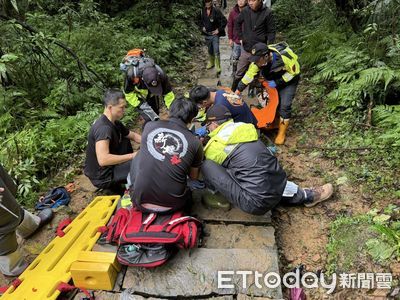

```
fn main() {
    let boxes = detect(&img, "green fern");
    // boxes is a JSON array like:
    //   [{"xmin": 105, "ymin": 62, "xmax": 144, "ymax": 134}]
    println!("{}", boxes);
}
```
[{"xmin": 372, "ymin": 105, "xmax": 400, "ymax": 146}]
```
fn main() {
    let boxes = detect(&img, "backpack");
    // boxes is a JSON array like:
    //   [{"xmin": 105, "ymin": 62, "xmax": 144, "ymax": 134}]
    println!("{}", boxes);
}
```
[
  {"xmin": 100, "ymin": 207, "xmax": 202, "ymax": 268},
  {"xmin": 119, "ymin": 210, "xmax": 202, "ymax": 249},
  {"xmin": 120, "ymin": 48, "xmax": 156, "ymax": 85},
  {"xmin": 117, "ymin": 243, "xmax": 177, "ymax": 268},
  {"xmin": 35, "ymin": 187, "xmax": 71, "ymax": 210}
]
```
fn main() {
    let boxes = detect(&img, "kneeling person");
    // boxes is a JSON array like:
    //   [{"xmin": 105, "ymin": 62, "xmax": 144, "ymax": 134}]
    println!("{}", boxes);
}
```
[
  {"xmin": 129, "ymin": 98, "xmax": 203, "ymax": 212},
  {"xmin": 84, "ymin": 89, "xmax": 141, "ymax": 193},
  {"xmin": 201, "ymin": 105, "xmax": 333, "ymax": 215}
]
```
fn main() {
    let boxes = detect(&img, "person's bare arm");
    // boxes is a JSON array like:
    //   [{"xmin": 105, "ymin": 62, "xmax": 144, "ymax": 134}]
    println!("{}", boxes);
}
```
[
  {"xmin": 95, "ymin": 140, "xmax": 135, "ymax": 167},
  {"xmin": 127, "ymin": 131, "xmax": 141, "ymax": 144}
]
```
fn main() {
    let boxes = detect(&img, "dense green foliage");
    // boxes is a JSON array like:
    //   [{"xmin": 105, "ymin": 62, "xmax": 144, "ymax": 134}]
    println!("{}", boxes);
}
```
[
  {"xmin": 274, "ymin": 0, "xmax": 400, "ymax": 269},
  {"xmin": 274, "ymin": 0, "xmax": 400, "ymax": 196},
  {"xmin": 327, "ymin": 205, "xmax": 400, "ymax": 273},
  {"xmin": 0, "ymin": 0, "xmax": 201, "ymax": 204}
]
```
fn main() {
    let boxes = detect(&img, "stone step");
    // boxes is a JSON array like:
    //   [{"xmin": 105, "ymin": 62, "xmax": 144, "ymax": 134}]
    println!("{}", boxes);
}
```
[
  {"xmin": 203, "ymin": 224, "xmax": 276, "ymax": 249},
  {"xmin": 192, "ymin": 190, "xmax": 272, "ymax": 225},
  {"xmin": 123, "ymin": 248, "xmax": 282, "ymax": 298}
]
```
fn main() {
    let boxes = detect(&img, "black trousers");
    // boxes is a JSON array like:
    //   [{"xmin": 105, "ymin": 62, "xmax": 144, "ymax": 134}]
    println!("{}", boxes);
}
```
[
  {"xmin": 201, "ymin": 159, "xmax": 308, "ymax": 215},
  {"xmin": 94, "ymin": 138, "xmax": 133, "ymax": 194}
]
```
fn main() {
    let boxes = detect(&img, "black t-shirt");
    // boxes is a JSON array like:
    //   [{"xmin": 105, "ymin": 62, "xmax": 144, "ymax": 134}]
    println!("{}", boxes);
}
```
[
  {"xmin": 132, "ymin": 118, "xmax": 203, "ymax": 210},
  {"xmin": 84, "ymin": 114, "xmax": 130, "ymax": 185}
]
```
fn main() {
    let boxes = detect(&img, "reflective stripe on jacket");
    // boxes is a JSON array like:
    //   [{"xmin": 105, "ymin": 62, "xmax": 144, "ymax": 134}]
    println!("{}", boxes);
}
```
[
  {"xmin": 125, "ymin": 89, "xmax": 175, "ymax": 109},
  {"xmin": 240, "ymin": 42, "xmax": 300, "ymax": 88}
]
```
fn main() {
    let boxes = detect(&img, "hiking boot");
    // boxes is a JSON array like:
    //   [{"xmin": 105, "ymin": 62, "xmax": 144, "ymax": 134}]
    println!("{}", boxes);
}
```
[
  {"xmin": 304, "ymin": 183, "xmax": 334, "ymax": 207},
  {"xmin": 201, "ymin": 192, "xmax": 231, "ymax": 211}
]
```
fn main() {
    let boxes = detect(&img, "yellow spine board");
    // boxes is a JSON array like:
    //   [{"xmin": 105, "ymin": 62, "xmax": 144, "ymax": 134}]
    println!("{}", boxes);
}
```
[{"xmin": 1, "ymin": 195, "xmax": 119, "ymax": 300}]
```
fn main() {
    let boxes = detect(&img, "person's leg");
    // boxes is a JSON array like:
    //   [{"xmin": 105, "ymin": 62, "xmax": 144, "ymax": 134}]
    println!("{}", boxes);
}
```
[
  {"xmin": 213, "ymin": 36, "xmax": 221, "ymax": 75},
  {"xmin": 201, "ymin": 160, "xmax": 267, "ymax": 215},
  {"xmin": 232, "ymin": 48, "xmax": 251, "ymax": 91},
  {"xmin": 280, "ymin": 181, "xmax": 310, "ymax": 205},
  {"xmin": 231, "ymin": 43, "xmax": 241, "ymax": 76},
  {"xmin": 112, "ymin": 160, "xmax": 131, "ymax": 187},
  {"xmin": 275, "ymin": 79, "xmax": 299, "ymax": 145},
  {"xmin": 0, "ymin": 211, "xmax": 34, "ymax": 276},
  {"xmin": 0, "ymin": 244, "xmax": 28, "ymax": 276},
  {"xmin": 277, "ymin": 79, "xmax": 299, "ymax": 120},
  {"xmin": 205, "ymin": 36, "xmax": 215, "ymax": 69},
  {"xmin": 280, "ymin": 181, "xmax": 334, "ymax": 207},
  {"xmin": 16, "ymin": 210, "xmax": 41, "ymax": 239}
]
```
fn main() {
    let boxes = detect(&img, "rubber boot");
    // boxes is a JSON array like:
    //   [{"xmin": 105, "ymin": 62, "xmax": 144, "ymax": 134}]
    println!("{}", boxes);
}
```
[
  {"xmin": 215, "ymin": 56, "xmax": 221, "ymax": 76},
  {"xmin": 206, "ymin": 55, "xmax": 215, "ymax": 69},
  {"xmin": 275, "ymin": 118, "xmax": 290, "ymax": 145},
  {"xmin": 201, "ymin": 191, "xmax": 231, "ymax": 211}
]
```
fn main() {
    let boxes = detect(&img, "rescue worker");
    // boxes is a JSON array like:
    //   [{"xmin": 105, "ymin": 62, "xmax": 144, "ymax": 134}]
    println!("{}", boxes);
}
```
[
  {"xmin": 198, "ymin": 0, "xmax": 227, "ymax": 76},
  {"xmin": 235, "ymin": 42, "xmax": 300, "ymax": 144},
  {"xmin": 120, "ymin": 49, "xmax": 175, "ymax": 123},
  {"xmin": 201, "ymin": 105, "xmax": 334, "ymax": 215},
  {"xmin": 0, "ymin": 164, "xmax": 53, "ymax": 276},
  {"xmin": 129, "ymin": 98, "xmax": 203, "ymax": 213},
  {"xmin": 232, "ymin": 0, "xmax": 276, "ymax": 92},
  {"xmin": 84, "ymin": 89, "xmax": 141, "ymax": 193}
]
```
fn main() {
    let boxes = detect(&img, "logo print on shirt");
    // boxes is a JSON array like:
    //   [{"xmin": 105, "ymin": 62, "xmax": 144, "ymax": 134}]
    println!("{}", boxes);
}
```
[{"xmin": 147, "ymin": 128, "xmax": 188, "ymax": 165}]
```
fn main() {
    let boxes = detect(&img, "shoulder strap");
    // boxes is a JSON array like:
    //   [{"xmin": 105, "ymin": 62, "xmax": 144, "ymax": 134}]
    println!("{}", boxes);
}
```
[
  {"xmin": 142, "ymin": 213, "xmax": 157, "ymax": 231},
  {"xmin": 163, "ymin": 216, "xmax": 201, "ymax": 232}
]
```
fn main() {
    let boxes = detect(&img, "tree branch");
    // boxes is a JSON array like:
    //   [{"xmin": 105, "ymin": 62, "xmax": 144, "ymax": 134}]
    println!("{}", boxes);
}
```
[{"xmin": 0, "ymin": 14, "xmax": 105, "ymax": 91}]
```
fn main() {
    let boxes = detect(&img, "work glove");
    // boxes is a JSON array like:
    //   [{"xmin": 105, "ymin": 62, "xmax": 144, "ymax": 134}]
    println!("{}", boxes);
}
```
[
  {"xmin": 195, "ymin": 126, "xmax": 208, "ymax": 137},
  {"xmin": 187, "ymin": 179, "xmax": 206, "ymax": 191},
  {"xmin": 267, "ymin": 80, "xmax": 277, "ymax": 88}
]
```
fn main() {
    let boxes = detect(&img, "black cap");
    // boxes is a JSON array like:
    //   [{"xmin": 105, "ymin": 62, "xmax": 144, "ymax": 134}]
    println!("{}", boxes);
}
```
[
  {"xmin": 249, "ymin": 42, "xmax": 269, "ymax": 62},
  {"xmin": 142, "ymin": 67, "xmax": 162, "ymax": 95},
  {"xmin": 202, "ymin": 105, "xmax": 232, "ymax": 125}
]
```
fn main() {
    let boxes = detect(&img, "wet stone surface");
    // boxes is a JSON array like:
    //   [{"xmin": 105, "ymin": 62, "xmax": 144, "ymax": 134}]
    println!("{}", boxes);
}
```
[
  {"xmin": 123, "ymin": 248, "xmax": 282, "ymax": 298},
  {"xmin": 203, "ymin": 224, "xmax": 276, "ymax": 249}
]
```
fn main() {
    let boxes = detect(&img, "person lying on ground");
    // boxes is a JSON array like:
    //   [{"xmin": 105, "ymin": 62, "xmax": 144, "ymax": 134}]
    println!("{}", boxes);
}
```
[
  {"xmin": 0, "ymin": 164, "xmax": 53, "ymax": 277},
  {"xmin": 201, "ymin": 105, "xmax": 334, "ymax": 215},
  {"xmin": 189, "ymin": 85, "xmax": 257, "ymax": 127},
  {"xmin": 128, "ymin": 98, "xmax": 203, "ymax": 213},
  {"xmin": 84, "ymin": 89, "xmax": 141, "ymax": 194}
]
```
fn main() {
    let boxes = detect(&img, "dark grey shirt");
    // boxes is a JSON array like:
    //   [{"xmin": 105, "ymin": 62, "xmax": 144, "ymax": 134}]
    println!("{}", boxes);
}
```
[{"xmin": 131, "ymin": 118, "xmax": 203, "ymax": 210}]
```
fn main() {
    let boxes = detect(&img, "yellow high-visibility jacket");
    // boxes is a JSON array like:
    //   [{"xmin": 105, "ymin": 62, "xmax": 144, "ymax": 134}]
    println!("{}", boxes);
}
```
[{"xmin": 240, "ymin": 42, "xmax": 300, "ymax": 90}]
